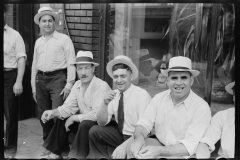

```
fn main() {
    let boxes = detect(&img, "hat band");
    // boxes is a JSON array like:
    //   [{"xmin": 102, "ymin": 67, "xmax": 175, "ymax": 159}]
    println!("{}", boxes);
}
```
[
  {"xmin": 169, "ymin": 66, "xmax": 190, "ymax": 70},
  {"xmin": 40, "ymin": 10, "xmax": 53, "ymax": 13},
  {"xmin": 76, "ymin": 57, "xmax": 94, "ymax": 63}
]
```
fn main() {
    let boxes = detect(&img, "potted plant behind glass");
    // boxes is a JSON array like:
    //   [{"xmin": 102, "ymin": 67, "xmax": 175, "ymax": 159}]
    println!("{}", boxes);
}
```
[{"xmin": 164, "ymin": 3, "xmax": 235, "ymax": 103}]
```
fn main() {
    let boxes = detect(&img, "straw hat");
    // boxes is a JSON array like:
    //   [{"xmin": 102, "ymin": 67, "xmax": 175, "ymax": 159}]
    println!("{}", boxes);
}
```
[
  {"xmin": 161, "ymin": 56, "xmax": 200, "ymax": 77},
  {"xmin": 225, "ymin": 82, "xmax": 235, "ymax": 95},
  {"xmin": 71, "ymin": 51, "xmax": 99, "ymax": 66},
  {"xmin": 34, "ymin": 6, "xmax": 59, "ymax": 25},
  {"xmin": 107, "ymin": 55, "xmax": 138, "ymax": 80}
]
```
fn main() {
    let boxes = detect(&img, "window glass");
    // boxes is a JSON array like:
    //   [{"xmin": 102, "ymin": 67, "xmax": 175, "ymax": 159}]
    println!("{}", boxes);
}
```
[{"xmin": 106, "ymin": 3, "xmax": 235, "ymax": 114}]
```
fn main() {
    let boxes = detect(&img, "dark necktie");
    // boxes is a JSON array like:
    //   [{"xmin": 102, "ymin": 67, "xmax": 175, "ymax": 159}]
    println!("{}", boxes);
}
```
[{"xmin": 118, "ymin": 92, "xmax": 124, "ymax": 134}]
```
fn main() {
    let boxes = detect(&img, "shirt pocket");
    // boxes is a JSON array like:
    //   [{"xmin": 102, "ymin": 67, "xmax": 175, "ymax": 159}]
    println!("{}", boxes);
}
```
[
  {"xmin": 4, "ymin": 42, "xmax": 14, "ymax": 55},
  {"xmin": 48, "ymin": 42, "xmax": 65, "ymax": 63}
]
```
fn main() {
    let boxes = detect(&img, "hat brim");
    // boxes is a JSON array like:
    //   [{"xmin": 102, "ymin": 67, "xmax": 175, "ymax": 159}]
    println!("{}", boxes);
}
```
[
  {"xmin": 71, "ymin": 62, "xmax": 99, "ymax": 67},
  {"xmin": 161, "ymin": 69, "xmax": 200, "ymax": 77},
  {"xmin": 34, "ymin": 12, "xmax": 60, "ymax": 25},
  {"xmin": 225, "ymin": 82, "xmax": 235, "ymax": 95},
  {"xmin": 107, "ymin": 59, "xmax": 139, "ymax": 80}
]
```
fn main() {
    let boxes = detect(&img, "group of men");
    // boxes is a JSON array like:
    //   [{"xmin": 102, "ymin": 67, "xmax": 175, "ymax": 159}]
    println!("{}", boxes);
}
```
[{"xmin": 4, "ymin": 4, "xmax": 235, "ymax": 159}]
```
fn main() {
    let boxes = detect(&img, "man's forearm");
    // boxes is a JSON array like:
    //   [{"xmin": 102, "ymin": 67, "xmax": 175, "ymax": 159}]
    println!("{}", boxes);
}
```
[
  {"xmin": 159, "ymin": 143, "xmax": 189, "ymax": 157},
  {"xmin": 96, "ymin": 103, "xmax": 108, "ymax": 126},
  {"xmin": 16, "ymin": 57, "xmax": 25, "ymax": 83},
  {"xmin": 134, "ymin": 125, "xmax": 148, "ymax": 145}
]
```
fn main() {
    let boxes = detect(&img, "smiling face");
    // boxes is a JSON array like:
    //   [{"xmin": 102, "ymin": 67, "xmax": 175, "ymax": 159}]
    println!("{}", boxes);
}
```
[
  {"xmin": 76, "ymin": 63, "xmax": 95, "ymax": 85},
  {"xmin": 39, "ymin": 15, "xmax": 55, "ymax": 35},
  {"xmin": 167, "ymin": 71, "xmax": 194, "ymax": 104},
  {"xmin": 112, "ymin": 68, "xmax": 132, "ymax": 93}
]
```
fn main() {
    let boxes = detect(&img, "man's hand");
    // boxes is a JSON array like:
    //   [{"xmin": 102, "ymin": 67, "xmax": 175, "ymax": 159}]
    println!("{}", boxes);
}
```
[
  {"xmin": 65, "ymin": 115, "xmax": 79, "ymax": 132},
  {"xmin": 33, "ymin": 92, "xmax": 37, "ymax": 103},
  {"xmin": 13, "ymin": 81, "xmax": 23, "ymax": 96},
  {"xmin": 112, "ymin": 142, "xmax": 127, "ymax": 159},
  {"xmin": 138, "ymin": 146, "xmax": 161, "ymax": 159},
  {"xmin": 104, "ymin": 90, "xmax": 117, "ymax": 106},
  {"xmin": 130, "ymin": 140, "xmax": 144, "ymax": 158},
  {"xmin": 60, "ymin": 88, "xmax": 70, "ymax": 100},
  {"xmin": 41, "ymin": 110, "xmax": 56, "ymax": 123}
]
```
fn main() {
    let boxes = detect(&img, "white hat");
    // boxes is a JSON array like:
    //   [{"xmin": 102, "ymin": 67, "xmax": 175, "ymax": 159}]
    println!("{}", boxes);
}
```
[
  {"xmin": 71, "ymin": 51, "xmax": 99, "ymax": 66},
  {"xmin": 107, "ymin": 55, "xmax": 139, "ymax": 80},
  {"xmin": 161, "ymin": 56, "xmax": 200, "ymax": 77},
  {"xmin": 225, "ymin": 82, "xmax": 235, "ymax": 95},
  {"xmin": 34, "ymin": 6, "xmax": 60, "ymax": 25}
]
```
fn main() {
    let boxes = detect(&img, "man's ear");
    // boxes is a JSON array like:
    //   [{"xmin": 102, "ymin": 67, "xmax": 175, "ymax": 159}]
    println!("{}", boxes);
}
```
[
  {"xmin": 130, "ymin": 73, "xmax": 134, "ymax": 81},
  {"xmin": 190, "ymin": 76, "xmax": 194, "ymax": 86}
]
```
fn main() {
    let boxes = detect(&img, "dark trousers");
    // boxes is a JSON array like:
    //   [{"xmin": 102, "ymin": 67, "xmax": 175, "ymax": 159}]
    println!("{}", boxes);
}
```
[
  {"xmin": 88, "ymin": 121, "xmax": 131, "ymax": 159},
  {"xmin": 4, "ymin": 70, "xmax": 18, "ymax": 154},
  {"xmin": 36, "ymin": 72, "xmax": 66, "ymax": 141},
  {"xmin": 43, "ymin": 118, "xmax": 97, "ymax": 159}
]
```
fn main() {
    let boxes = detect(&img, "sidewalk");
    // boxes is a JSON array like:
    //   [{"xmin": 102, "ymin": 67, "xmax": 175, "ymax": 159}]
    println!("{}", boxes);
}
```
[{"xmin": 4, "ymin": 118, "xmax": 48, "ymax": 159}]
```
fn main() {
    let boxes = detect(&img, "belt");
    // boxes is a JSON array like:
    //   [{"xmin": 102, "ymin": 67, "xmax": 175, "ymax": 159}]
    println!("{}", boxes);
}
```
[
  {"xmin": 38, "ymin": 68, "xmax": 67, "ymax": 76},
  {"xmin": 4, "ymin": 68, "xmax": 16, "ymax": 73}
]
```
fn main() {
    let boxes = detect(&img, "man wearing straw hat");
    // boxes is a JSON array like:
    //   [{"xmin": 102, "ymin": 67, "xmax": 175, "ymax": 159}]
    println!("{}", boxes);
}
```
[
  {"xmin": 41, "ymin": 51, "xmax": 111, "ymax": 159},
  {"xmin": 87, "ymin": 55, "xmax": 152, "ymax": 159},
  {"xmin": 128, "ymin": 56, "xmax": 211, "ymax": 158},
  {"xmin": 31, "ymin": 6, "xmax": 76, "ymax": 145},
  {"xmin": 196, "ymin": 81, "xmax": 235, "ymax": 159},
  {"xmin": 4, "ymin": 4, "xmax": 26, "ymax": 158}
]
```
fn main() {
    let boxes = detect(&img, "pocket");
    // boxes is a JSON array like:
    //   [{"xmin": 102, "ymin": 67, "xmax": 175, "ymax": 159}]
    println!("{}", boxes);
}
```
[{"xmin": 4, "ymin": 42, "xmax": 12, "ymax": 55}]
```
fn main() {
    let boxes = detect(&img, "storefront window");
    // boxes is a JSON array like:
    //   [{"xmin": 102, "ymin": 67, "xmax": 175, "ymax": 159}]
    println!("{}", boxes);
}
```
[{"xmin": 106, "ymin": 3, "xmax": 235, "ymax": 112}]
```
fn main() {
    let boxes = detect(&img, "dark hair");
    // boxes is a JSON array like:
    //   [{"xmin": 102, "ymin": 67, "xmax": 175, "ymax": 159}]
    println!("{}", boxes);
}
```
[
  {"xmin": 112, "ymin": 63, "xmax": 132, "ymax": 73},
  {"xmin": 4, "ymin": 4, "xmax": 9, "ymax": 13},
  {"xmin": 39, "ymin": 15, "xmax": 55, "ymax": 22}
]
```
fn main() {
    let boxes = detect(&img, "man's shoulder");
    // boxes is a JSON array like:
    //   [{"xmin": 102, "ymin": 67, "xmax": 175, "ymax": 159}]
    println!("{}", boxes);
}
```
[
  {"xmin": 132, "ymin": 85, "xmax": 151, "ymax": 96},
  {"xmin": 7, "ymin": 26, "xmax": 21, "ymax": 37},
  {"xmin": 56, "ymin": 31, "xmax": 70, "ymax": 39},
  {"xmin": 153, "ymin": 89, "xmax": 169, "ymax": 99},
  {"xmin": 214, "ymin": 107, "xmax": 234, "ymax": 119},
  {"xmin": 190, "ymin": 91, "xmax": 209, "ymax": 107},
  {"xmin": 94, "ymin": 77, "xmax": 110, "ymax": 88}
]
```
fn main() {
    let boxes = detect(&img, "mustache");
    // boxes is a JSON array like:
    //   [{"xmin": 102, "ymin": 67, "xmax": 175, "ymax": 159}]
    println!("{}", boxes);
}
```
[{"xmin": 81, "ymin": 75, "xmax": 87, "ymax": 78}]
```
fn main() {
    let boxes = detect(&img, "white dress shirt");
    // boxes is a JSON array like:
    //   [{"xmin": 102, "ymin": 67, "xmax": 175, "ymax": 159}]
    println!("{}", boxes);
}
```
[
  {"xmin": 57, "ymin": 76, "xmax": 111, "ymax": 122},
  {"xmin": 106, "ymin": 84, "xmax": 152, "ymax": 136},
  {"xmin": 31, "ymin": 30, "xmax": 76, "ymax": 93},
  {"xmin": 137, "ymin": 89, "xmax": 211, "ymax": 157},
  {"xmin": 200, "ymin": 108, "xmax": 235, "ymax": 158},
  {"xmin": 4, "ymin": 24, "xmax": 27, "ymax": 68}
]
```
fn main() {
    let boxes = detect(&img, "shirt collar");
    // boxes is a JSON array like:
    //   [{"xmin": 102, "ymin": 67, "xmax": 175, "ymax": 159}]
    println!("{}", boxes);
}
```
[
  {"xmin": 4, "ymin": 24, "xmax": 8, "ymax": 31},
  {"xmin": 41, "ymin": 30, "xmax": 58, "ymax": 40},
  {"xmin": 76, "ymin": 75, "xmax": 96, "ymax": 91},
  {"xmin": 123, "ymin": 84, "xmax": 133, "ymax": 98},
  {"xmin": 167, "ymin": 89, "xmax": 192, "ymax": 110}
]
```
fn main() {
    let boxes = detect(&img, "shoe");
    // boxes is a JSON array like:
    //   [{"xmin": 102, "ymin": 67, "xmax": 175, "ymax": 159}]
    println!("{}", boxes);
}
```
[
  {"xmin": 41, "ymin": 149, "xmax": 51, "ymax": 156},
  {"xmin": 48, "ymin": 153, "xmax": 63, "ymax": 159},
  {"xmin": 4, "ymin": 153, "xmax": 15, "ymax": 159}
]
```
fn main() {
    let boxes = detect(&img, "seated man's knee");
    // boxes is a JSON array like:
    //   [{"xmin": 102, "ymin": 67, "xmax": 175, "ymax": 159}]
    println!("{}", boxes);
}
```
[{"xmin": 89, "ymin": 125, "xmax": 102, "ymax": 138}]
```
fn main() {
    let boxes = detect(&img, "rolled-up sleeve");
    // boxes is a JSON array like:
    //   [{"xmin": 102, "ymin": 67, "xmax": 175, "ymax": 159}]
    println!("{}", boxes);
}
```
[
  {"xmin": 58, "ymin": 84, "xmax": 79, "ymax": 119},
  {"xmin": 137, "ymin": 96, "xmax": 158, "ymax": 134},
  {"xmin": 78, "ymin": 83, "xmax": 111, "ymax": 122},
  {"xmin": 200, "ymin": 111, "xmax": 223, "ymax": 152},
  {"xmin": 177, "ymin": 103, "xmax": 211, "ymax": 156},
  {"xmin": 63, "ymin": 36, "xmax": 76, "ymax": 90},
  {"xmin": 15, "ymin": 33, "xmax": 27, "ymax": 61}
]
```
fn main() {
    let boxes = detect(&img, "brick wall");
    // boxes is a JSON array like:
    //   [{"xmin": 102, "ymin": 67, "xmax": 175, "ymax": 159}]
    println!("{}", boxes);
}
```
[{"xmin": 65, "ymin": 3, "xmax": 101, "ymax": 77}]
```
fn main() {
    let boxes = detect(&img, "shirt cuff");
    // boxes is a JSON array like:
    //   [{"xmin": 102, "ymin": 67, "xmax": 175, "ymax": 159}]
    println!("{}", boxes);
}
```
[
  {"xmin": 57, "ymin": 108, "xmax": 65, "ymax": 120},
  {"xmin": 200, "ymin": 137, "xmax": 215, "ymax": 152},
  {"xmin": 16, "ymin": 52, "xmax": 27, "ymax": 61},
  {"xmin": 177, "ymin": 139, "xmax": 195, "ymax": 157},
  {"xmin": 65, "ymin": 82, "xmax": 73, "ymax": 90}
]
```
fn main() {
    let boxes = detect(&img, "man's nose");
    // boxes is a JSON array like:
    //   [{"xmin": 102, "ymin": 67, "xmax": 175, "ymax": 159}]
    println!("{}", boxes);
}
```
[{"xmin": 176, "ymin": 78, "xmax": 182, "ymax": 84}]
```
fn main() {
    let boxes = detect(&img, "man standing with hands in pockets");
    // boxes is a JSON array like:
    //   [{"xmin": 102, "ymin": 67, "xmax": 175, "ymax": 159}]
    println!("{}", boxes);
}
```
[{"xmin": 31, "ymin": 6, "xmax": 76, "ymax": 145}]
